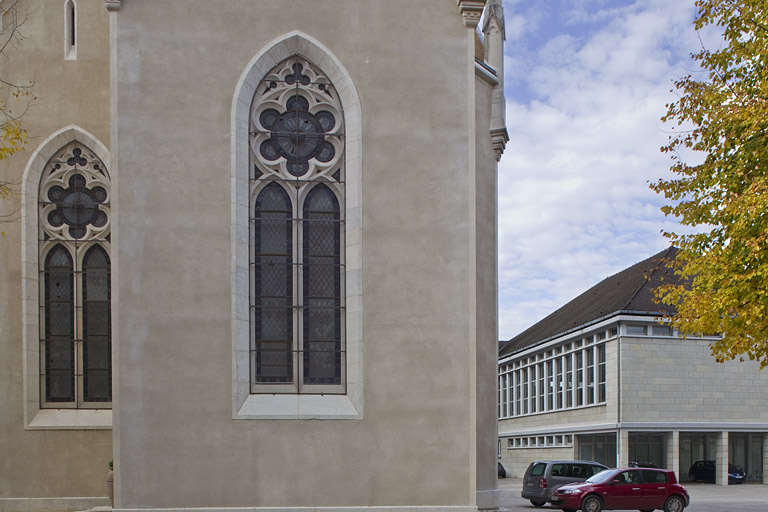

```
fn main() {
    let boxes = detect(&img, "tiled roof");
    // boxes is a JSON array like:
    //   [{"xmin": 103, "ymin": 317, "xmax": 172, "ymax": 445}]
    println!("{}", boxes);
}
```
[{"xmin": 499, "ymin": 246, "xmax": 679, "ymax": 357}]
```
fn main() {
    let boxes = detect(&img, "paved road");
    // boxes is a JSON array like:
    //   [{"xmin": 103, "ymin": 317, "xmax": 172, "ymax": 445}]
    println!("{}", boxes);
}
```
[{"xmin": 498, "ymin": 477, "xmax": 767, "ymax": 512}]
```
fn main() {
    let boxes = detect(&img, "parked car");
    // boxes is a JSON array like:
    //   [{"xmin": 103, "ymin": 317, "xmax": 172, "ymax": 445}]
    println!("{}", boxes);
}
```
[
  {"xmin": 498, "ymin": 462, "xmax": 506, "ymax": 478},
  {"xmin": 629, "ymin": 461, "xmax": 658, "ymax": 468},
  {"xmin": 688, "ymin": 460, "xmax": 745, "ymax": 484},
  {"xmin": 521, "ymin": 460, "xmax": 608, "ymax": 507},
  {"xmin": 550, "ymin": 468, "xmax": 689, "ymax": 512}
]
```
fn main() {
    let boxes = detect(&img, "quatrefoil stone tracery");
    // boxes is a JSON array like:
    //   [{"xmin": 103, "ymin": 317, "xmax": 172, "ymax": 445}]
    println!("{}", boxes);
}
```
[
  {"xmin": 258, "ymin": 95, "xmax": 336, "ymax": 176},
  {"xmin": 251, "ymin": 59, "xmax": 343, "ymax": 180},
  {"xmin": 39, "ymin": 144, "xmax": 110, "ymax": 241}
]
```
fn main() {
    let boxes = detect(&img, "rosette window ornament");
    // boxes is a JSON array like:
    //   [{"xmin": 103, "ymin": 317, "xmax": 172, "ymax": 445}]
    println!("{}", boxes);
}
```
[
  {"xmin": 252, "ymin": 60, "xmax": 343, "ymax": 180},
  {"xmin": 40, "ymin": 144, "xmax": 110, "ymax": 241},
  {"xmin": 259, "ymin": 94, "xmax": 336, "ymax": 177},
  {"xmin": 47, "ymin": 173, "xmax": 108, "ymax": 239}
]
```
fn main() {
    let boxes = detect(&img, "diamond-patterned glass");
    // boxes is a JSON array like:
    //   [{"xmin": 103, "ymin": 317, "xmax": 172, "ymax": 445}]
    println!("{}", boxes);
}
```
[
  {"xmin": 303, "ymin": 185, "xmax": 341, "ymax": 384},
  {"xmin": 83, "ymin": 246, "xmax": 112, "ymax": 402},
  {"xmin": 254, "ymin": 184, "xmax": 293, "ymax": 383},
  {"xmin": 44, "ymin": 246, "xmax": 75, "ymax": 402}
]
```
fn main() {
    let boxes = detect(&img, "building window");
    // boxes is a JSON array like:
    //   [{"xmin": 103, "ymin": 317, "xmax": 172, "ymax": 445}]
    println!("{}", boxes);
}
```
[
  {"xmin": 64, "ymin": 0, "xmax": 77, "ymax": 60},
  {"xmin": 586, "ymin": 346, "xmax": 595, "ymax": 404},
  {"xmin": 652, "ymin": 324, "xmax": 672, "ymax": 336},
  {"xmin": 575, "ymin": 351, "xmax": 584, "ymax": 406},
  {"xmin": 498, "ymin": 335, "xmax": 609, "ymax": 418},
  {"xmin": 250, "ymin": 56, "xmax": 345, "ymax": 395},
  {"xmin": 38, "ymin": 141, "xmax": 111, "ymax": 408},
  {"xmin": 626, "ymin": 324, "xmax": 647, "ymax": 335},
  {"xmin": 565, "ymin": 353, "xmax": 573, "ymax": 408},
  {"xmin": 598, "ymin": 344, "xmax": 606, "ymax": 402}
]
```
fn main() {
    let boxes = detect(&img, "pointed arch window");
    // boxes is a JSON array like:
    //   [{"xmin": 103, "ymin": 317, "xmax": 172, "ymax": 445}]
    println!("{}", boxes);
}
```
[
  {"xmin": 250, "ymin": 56, "xmax": 345, "ymax": 394},
  {"xmin": 38, "ymin": 141, "xmax": 111, "ymax": 408}
]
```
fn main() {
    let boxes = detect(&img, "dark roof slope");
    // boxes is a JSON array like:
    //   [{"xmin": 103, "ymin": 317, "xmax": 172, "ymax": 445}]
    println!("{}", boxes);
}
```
[{"xmin": 499, "ymin": 247, "xmax": 679, "ymax": 357}]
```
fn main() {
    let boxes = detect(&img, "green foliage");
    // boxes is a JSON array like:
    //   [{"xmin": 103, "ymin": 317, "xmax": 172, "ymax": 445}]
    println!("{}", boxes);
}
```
[{"xmin": 651, "ymin": 0, "xmax": 768, "ymax": 368}]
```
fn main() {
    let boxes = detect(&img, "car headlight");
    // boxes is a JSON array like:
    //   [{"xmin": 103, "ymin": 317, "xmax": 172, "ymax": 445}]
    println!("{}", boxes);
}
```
[{"xmin": 559, "ymin": 488, "xmax": 581, "ymax": 495}]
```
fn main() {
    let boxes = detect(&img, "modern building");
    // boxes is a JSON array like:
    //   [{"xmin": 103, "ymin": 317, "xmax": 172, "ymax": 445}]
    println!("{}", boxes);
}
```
[
  {"xmin": 498, "ymin": 247, "xmax": 768, "ymax": 485},
  {"xmin": 0, "ymin": 1, "xmax": 507, "ymax": 511}
]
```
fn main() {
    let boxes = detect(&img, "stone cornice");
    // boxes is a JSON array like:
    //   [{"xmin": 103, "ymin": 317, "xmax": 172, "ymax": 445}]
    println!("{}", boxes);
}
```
[
  {"xmin": 104, "ymin": 0, "xmax": 121, "ymax": 11},
  {"xmin": 457, "ymin": 0, "xmax": 486, "ymax": 27},
  {"xmin": 490, "ymin": 128, "xmax": 508, "ymax": 162}
]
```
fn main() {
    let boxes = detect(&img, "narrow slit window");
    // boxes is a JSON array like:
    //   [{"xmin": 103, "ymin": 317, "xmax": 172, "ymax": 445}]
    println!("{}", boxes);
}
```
[{"xmin": 65, "ymin": 0, "xmax": 77, "ymax": 60}]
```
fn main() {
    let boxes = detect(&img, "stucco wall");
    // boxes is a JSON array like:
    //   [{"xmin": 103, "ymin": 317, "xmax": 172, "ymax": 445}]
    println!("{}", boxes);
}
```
[
  {"xmin": 0, "ymin": 0, "xmax": 112, "ymax": 499},
  {"xmin": 111, "ymin": 1, "xmax": 493, "ymax": 509}
]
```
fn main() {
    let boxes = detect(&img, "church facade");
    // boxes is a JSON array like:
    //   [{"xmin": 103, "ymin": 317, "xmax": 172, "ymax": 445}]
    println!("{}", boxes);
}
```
[{"xmin": 0, "ymin": 1, "xmax": 507, "ymax": 511}]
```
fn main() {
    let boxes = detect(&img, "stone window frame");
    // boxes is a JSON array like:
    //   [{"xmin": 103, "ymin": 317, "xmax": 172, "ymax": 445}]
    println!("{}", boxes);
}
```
[
  {"xmin": 231, "ymin": 32, "xmax": 363, "ymax": 420},
  {"xmin": 21, "ymin": 126, "xmax": 112, "ymax": 429}
]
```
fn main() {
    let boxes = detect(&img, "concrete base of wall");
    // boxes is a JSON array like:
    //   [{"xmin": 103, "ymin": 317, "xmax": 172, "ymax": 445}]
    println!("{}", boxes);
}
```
[
  {"xmin": 115, "ymin": 508, "xmax": 479, "ymax": 512},
  {"xmin": 0, "ymin": 497, "xmax": 109, "ymax": 512},
  {"xmin": 477, "ymin": 489, "xmax": 500, "ymax": 512}
]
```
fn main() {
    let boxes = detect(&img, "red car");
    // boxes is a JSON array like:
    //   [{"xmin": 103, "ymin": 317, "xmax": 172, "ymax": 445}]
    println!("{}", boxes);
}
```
[{"xmin": 550, "ymin": 468, "xmax": 689, "ymax": 512}]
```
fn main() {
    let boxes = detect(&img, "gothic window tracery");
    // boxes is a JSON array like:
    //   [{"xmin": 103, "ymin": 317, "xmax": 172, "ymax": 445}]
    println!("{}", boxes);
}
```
[
  {"xmin": 38, "ymin": 141, "xmax": 111, "ymax": 407},
  {"xmin": 249, "ymin": 56, "xmax": 345, "ymax": 394}
]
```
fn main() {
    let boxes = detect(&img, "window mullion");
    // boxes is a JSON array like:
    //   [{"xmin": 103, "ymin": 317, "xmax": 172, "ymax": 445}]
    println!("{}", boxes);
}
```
[
  {"xmin": 294, "ymin": 195, "xmax": 302, "ymax": 393},
  {"xmin": 75, "ymin": 247, "xmax": 84, "ymax": 407}
]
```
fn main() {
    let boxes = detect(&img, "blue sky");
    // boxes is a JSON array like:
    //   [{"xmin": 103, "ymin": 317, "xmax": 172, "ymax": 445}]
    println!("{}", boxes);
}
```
[{"xmin": 496, "ymin": 0, "xmax": 708, "ymax": 340}]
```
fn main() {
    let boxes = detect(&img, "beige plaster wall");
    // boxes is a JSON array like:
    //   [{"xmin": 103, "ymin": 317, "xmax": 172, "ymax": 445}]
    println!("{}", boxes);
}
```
[
  {"xmin": 112, "ymin": 1, "xmax": 494, "ymax": 509},
  {"xmin": 0, "ymin": 0, "xmax": 112, "ymax": 499}
]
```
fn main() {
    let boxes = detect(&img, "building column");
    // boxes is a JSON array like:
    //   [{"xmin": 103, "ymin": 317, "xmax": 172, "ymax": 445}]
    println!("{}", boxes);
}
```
[
  {"xmin": 618, "ymin": 430, "xmax": 629, "ymax": 467},
  {"xmin": 666, "ymin": 431, "xmax": 680, "ymax": 479},
  {"xmin": 716, "ymin": 431, "xmax": 729, "ymax": 486},
  {"xmin": 763, "ymin": 433, "xmax": 768, "ymax": 485}
]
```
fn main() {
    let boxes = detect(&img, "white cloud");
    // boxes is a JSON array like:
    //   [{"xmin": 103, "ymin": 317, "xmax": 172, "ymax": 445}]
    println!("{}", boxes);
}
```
[{"xmin": 497, "ymin": 0, "xmax": 701, "ymax": 340}]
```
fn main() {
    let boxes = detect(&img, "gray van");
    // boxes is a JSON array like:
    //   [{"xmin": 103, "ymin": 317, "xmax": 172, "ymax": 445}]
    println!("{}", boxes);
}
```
[{"xmin": 521, "ymin": 460, "xmax": 608, "ymax": 506}]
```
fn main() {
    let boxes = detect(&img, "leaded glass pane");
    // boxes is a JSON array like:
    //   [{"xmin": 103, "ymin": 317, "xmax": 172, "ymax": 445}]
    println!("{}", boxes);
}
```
[
  {"xmin": 302, "ymin": 185, "xmax": 341, "ymax": 385},
  {"xmin": 253, "ymin": 184, "xmax": 293, "ymax": 383},
  {"xmin": 83, "ymin": 246, "xmax": 112, "ymax": 402},
  {"xmin": 44, "ymin": 246, "xmax": 75, "ymax": 402}
]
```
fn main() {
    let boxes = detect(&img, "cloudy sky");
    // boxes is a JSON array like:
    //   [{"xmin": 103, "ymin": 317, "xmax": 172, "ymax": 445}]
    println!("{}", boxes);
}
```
[{"xmin": 496, "ymin": 0, "xmax": 711, "ymax": 340}]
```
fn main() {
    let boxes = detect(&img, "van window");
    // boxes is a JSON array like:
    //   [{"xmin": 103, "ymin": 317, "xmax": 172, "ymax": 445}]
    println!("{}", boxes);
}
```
[
  {"xmin": 589, "ymin": 464, "xmax": 607, "ymax": 476},
  {"xmin": 529, "ymin": 463, "xmax": 546, "ymax": 477},
  {"xmin": 550, "ymin": 463, "xmax": 567, "ymax": 477},
  {"xmin": 569, "ymin": 464, "xmax": 589, "ymax": 478}
]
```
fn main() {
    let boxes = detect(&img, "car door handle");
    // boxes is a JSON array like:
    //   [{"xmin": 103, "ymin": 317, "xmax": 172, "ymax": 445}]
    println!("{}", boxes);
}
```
[
  {"xmin": 632, "ymin": 488, "xmax": 640, "ymax": 491},
  {"xmin": 657, "ymin": 487, "xmax": 666, "ymax": 490}
]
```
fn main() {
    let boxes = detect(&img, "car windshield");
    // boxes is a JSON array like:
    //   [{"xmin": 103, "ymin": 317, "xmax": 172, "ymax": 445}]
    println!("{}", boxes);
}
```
[{"xmin": 586, "ymin": 469, "xmax": 617, "ymax": 484}]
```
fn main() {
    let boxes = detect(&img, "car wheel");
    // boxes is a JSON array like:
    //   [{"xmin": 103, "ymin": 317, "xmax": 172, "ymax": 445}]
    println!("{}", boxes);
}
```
[
  {"xmin": 581, "ymin": 495, "xmax": 603, "ymax": 512},
  {"xmin": 663, "ymin": 495, "xmax": 685, "ymax": 512},
  {"xmin": 530, "ymin": 501, "xmax": 546, "ymax": 507}
]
